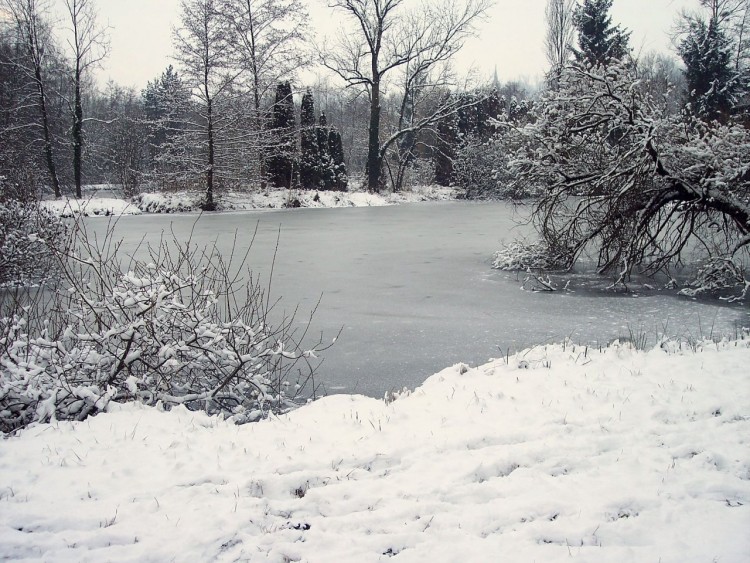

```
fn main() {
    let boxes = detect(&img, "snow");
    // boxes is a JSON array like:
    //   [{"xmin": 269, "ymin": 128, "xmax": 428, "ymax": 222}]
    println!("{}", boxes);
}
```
[
  {"xmin": 1, "ymin": 340, "xmax": 748, "ymax": 561},
  {"xmin": 40, "ymin": 186, "xmax": 457, "ymax": 217},
  {"xmin": 41, "ymin": 197, "xmax": 142, "ymax": 217}
]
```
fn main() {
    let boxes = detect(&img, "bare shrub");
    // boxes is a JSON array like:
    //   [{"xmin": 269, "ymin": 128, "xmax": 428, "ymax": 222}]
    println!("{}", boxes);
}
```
[
  {"xmin": 0, "ymin": 217, "xmax": 333, "ymax": 433},
  {"xmin": 492, "ymin": 240, "xmax": 573, "ymax": 272}
]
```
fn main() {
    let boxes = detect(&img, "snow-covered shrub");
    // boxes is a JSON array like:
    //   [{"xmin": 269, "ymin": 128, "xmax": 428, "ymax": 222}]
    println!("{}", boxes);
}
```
[
  {"xmin": 492, "ymin": 240, "xmax": 573, "ymax": 272},
  {"xmin": 0, "ymin": 196, "xmax": 68, "ymax": 286},
  {"xmin": 492, "ymin": 240, "xmax": 575, "ymax": 292},
  {"xmin": 678, "ymin": 257, "xmax": 749, "ymax": 302},
  {"xmin": 132, "ymin": 191, "xmax": 203, "ymax": 213},
  {"xmin": 0, "ymin": 221, "xmax": 330, "ymax": 433}
]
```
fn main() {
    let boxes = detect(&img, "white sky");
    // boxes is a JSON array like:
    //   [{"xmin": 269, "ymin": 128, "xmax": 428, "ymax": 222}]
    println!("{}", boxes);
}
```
[{"xmin": 95, "ymin": 0, "xmax": 695, "ymax": 90}]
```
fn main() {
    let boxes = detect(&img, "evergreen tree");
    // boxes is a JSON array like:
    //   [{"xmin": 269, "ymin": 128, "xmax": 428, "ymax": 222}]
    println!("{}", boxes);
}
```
[
  {"xmin": 317, "ymin": 113, "xmax": 336, "ymax": 190},
  {"xmin": 328, "ymin": 128, "xmax": 348, "ymax": 191},
  {"xmin": 299, "ymin": 89, "xmax": 319, "ymax": 189},
  {"xmin": 268, "ymin": 81, "xmax": 297, "ymax": 188},
  {"xmin": 142, "ymin": 65, "xmax": 190, "ymax": 179},
  {"xmin": 478, "ymin": 89, "xmax": 501, "ymax": 139},
  {"xmin": 300, "ymin": 88, "xmax": 315, "ymax": 128},
  {"xmin": 456, "ymin": 93, "xmax": 480, "ymax": 139},
  {"xmin": 679, "ymin": 16, "xmax": 737, "ymax": 122},
  {"xmin": 298, "ymin": 91, "xmax": 347, "ymax": 191},
  {"xmin": 572, "ymin": 0, "xmax": 630, "ymax": 67}
]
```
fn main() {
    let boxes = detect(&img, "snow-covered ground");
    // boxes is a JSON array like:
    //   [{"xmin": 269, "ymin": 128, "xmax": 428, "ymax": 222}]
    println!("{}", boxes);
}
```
[
  {"xmin": 41, "ymin": 185, "xmax": 457, "ymax": 216},
  {"xmin": 1, "ymin": 339, "xmax": 748, "ymax": 562}
]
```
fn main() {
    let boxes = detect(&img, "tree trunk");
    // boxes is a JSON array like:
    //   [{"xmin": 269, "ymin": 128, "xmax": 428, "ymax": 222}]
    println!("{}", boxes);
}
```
[
  {"xmin": 73, "ymin": 69, "xmax": 83, "ymax": 198},
  {"xmin": 367, "ymin": 79, "xmax": 381, "ymax": 193},
  {"xmin": 205, "ymin": 95, "xmax": 215, "ymax": 210},
  {"xmin": 35, "ymin": 59, "xmax": 61, "ymax": 198},
  {"xmin": 246, "ymin": 2, "xmax": 266, "ymax": 192},
  {"xmin": 24, "ymin": 13, "xmax": 61, "ymax": 198}
]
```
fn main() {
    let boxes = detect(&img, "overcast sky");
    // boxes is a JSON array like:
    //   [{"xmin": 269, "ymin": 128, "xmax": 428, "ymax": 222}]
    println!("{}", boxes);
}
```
[{"xmin": 95, "ymin": 0, "xmax": 694, "ymax": 90}]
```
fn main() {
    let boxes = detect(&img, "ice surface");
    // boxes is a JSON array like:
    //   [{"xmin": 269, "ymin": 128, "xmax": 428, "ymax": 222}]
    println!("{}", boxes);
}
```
[{"xmin": 80, "ymin": 202, "xmax": 750, "ymax": 398}]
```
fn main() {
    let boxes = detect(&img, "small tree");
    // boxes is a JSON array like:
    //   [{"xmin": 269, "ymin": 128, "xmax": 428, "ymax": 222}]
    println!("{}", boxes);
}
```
[
  {"xmin": 327, "ymin": 126, "xmax": 348, "ymax": 191},
  {"xmin": 545, "ymin": 0, "xmax": 576, "ymax": 88}
]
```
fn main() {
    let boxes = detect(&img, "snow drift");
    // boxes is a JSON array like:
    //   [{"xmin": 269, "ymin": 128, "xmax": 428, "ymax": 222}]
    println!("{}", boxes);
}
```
[{"xmin": 0, "ymin": 339, "xmax": 748, "ymax": 561}]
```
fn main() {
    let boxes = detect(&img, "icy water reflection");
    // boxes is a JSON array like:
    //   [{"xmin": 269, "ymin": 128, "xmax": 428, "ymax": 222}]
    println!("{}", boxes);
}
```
[{"xmin": 89, "ymin": 201, "xmax": 749, "ymax": 398}]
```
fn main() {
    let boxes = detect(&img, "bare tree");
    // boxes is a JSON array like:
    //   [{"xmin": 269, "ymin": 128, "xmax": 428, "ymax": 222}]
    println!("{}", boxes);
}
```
[
  {"xmin": 544, "ymin": 0, "xmax": 575, "ymax": 89},
  {"xmin": 322, "ymin": 0, "xmax": 490, "ymax": 192},
  {"xmin": 173, "ymin": 0, "xmax": 237, "ymax": 210},
  {"xmin": 62, "ymin": 0, "xmax": 108, "ymax": 198},
  {"xmin": 635, "ymin": 51, "xmax": 685, "ymax": 116},
  {"xmin": 220, "ymin": 0, "xmax": 309, "ymax": 189},
  {"xmin": 2, "ymin": 0, "xmax": 62, "ymax": 197}
]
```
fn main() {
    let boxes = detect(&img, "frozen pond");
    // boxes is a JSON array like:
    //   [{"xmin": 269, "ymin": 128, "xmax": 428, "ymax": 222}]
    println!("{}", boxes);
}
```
[{"xmin": 88, "ymin": 201, "xmax": 749, "ymax": 398}]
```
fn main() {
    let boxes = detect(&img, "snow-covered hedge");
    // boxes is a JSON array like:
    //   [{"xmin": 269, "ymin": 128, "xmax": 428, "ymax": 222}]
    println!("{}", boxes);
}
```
[{"xmin": 0, "ymin": 223, "xmax": 329, "ymax": 433}]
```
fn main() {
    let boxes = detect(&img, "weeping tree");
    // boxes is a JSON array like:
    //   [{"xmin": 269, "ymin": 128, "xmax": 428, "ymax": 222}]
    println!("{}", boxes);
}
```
[{"xmin": 504, "ymin": 61, "xmax": 750, "ymax": 295}]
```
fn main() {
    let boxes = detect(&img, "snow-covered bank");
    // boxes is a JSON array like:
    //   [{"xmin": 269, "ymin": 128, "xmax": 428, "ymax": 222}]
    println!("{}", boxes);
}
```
[
  {"xmin": 1, "ymin": 340, "xmax": 748, "ymax": 562},
  {"xmin": 41, "ymin": 186, "xmax": 457, "ymax": 217}
]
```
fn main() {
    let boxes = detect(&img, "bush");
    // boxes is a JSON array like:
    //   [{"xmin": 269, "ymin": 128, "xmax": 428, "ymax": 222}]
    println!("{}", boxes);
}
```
[
  {"xmin": 678, "ymin": 257, "xmax": 749, "ymax": 302},
  {"xmin": 492, "ymin": 240, "xmax": 573, "ymax": 272},
  {"xmin": 0, "ymin": 219, "xmax": 332, "ymax": 433},
  {"xmin": 0, "ymin": 193, "xmax": 68, "ymax": 286}
]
